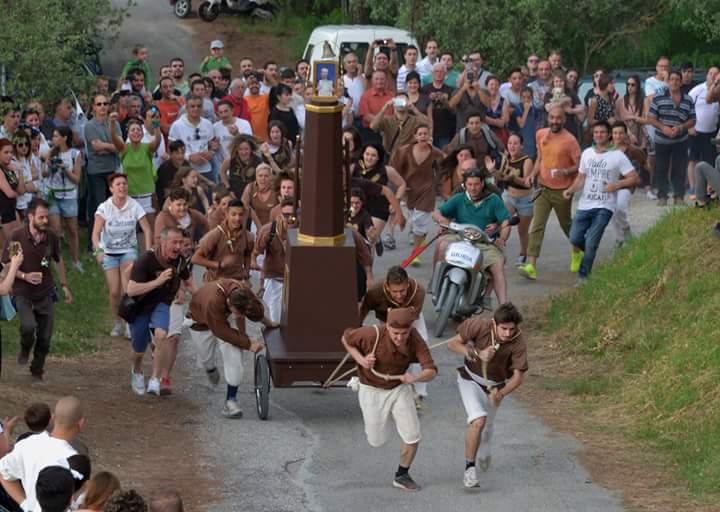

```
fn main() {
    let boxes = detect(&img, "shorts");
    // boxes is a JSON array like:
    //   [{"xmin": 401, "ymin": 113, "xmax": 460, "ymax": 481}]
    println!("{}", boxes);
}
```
[
  {"xmin": 0, "ymin": 208, "xmax": 17, "ymax": 224},
  {"xmin": 688, "ymin": 132, "xmax": 715, "ymax": 163},
  {"xmin": 102, "ymin": 251, "xmax": 137, "ymax": 271},
  {"xmin": 480, "ymin": 243, "xmax": 504, "ymax": 270},
  {"xmin": 130, "ymin": 302, "xmax": 170, "ymax": 353},
  {"xmin": 48, "ymin": 197, "xmax": 78, "ymax": 217},
  {"xmin": 167, "ymin": 301, "xmax": 187, "ymax": 337},
  {"xmin": 358, "ymin": 383, "xmax": 421, "ymax": 447},
  {"xmin": 409, "ymin": 209, "xmax": 432, "ymax": 237},
  {"xmin": 502, "ymin": 190, "xmax": 534, "ymax": 217},
  {"xmin": 457, "ymin": 372, "xmax": 499, "ymax": 460},
  {"xmin": 131, "ymin": 193, "xmax": 155, "ymax": 214}
]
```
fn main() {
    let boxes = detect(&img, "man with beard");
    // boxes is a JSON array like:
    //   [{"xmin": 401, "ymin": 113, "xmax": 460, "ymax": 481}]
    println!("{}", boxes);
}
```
[
  {"xmin": 192, "ymin": 198, "xmax": 254, "ymax": 283},
  {"xmin": 518, "ymin": 106, "xmax": 581, "ymax": 281},
  {"xmin": 446, "ymin": 302, "xmax": 528, "ymax": 488},
  {"xmin": 170, "ymin": 58, "xmax": 189, "ymax": 97},
  {"xmin": 432, "ymin": 169, "xmax": 511, "ymax": 305},
  {"xmin": 2, "ymin": 198, "xmax": 72, "ymax": 382},
  {"xmin": 251, "ymin": 198, "xmax": 296, "ymax": 323},
  {"xmin": 245, "ymin": 74, "xmax": 270, "ymax": 141}
]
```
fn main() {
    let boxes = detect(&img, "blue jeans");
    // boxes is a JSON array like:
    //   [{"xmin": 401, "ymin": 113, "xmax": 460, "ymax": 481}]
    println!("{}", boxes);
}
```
[{"xmin": 569, "ymin": 208, "xmax": 613, "ymax": 277}]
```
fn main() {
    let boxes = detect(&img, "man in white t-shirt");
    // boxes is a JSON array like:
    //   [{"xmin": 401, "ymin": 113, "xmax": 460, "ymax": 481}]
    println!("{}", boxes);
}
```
[
  {"xmin": 343, "ymin": 52, "xmax": 366, "ymax": 121},
  {"xmin": 688, "ymin": 67, "xmax": 720, "ymax": 188},
  {"xmin": 416, "ymin": 39, "xmax": 439, "ymax": 80},
  {"xmin": 168, "ymin": 95, "xmax": 218, "ymax": 181},
  {"xmin": 213, "ymin": 99, "xmax": 253, "ymax": 162},
  {"xmin": 563, "ymin": 121, "xmax": 639, "ymax": 283},
  {"xmin": 0, "ymin": 396, "xmax": 84, "ymax": 512}
]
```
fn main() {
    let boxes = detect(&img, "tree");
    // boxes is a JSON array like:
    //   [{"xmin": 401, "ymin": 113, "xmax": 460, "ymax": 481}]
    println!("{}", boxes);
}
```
[{"xmin": 0, "ymin": 0, "xmax": 133, "ymax": 104}]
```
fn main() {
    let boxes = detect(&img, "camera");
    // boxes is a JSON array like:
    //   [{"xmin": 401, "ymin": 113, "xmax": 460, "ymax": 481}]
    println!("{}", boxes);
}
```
[
  {"xmin": 392, "ymin": 97, "xmax": 407, "ymax": 108},
  {"xmin": 50, "ymin": 156, "xmax": 63, "ymax": 167},
  {"xmin": 467, "ymin": 70, "xmax": 475, "ymax": 82}
]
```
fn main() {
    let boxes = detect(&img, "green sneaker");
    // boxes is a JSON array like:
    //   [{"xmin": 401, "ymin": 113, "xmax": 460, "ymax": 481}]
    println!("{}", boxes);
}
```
[
  {"xmin": 570, "ymin": 250, "xmax": 584, "ymax": 273},
  {"xmin": 518, "ymin": 263, "xmax": 537, "ymax": 280}
]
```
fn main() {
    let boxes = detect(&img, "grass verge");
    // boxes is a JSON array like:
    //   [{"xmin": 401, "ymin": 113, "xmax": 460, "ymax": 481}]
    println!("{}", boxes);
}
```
[
  {"xmin": 3, "ymin": 235, "xmax": 109, "ymax": 358},
  {"xmin": 542, "ymin": 206, "xmax": 720, "ymax": 499}
]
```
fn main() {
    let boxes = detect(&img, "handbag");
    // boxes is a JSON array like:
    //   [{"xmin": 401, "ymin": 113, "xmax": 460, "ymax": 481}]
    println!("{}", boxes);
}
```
[
  {"xmin": 0, "ymin": 295, "xmax": 15, "ymax": 321},
  {"xmin": 118, "ymin": 293, "xmax": 141, "ymax": 323}
]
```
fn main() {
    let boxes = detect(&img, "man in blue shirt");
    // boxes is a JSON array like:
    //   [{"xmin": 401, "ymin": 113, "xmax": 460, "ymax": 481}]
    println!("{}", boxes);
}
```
[{"xmin": 432, "ymin": 169, "xmax": 511, "ymax": 304}]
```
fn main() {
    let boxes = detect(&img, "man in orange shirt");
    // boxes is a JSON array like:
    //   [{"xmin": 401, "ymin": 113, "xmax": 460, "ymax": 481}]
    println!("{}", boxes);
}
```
[
  {"xmin": 359, "ymin": 71, "xmax": 394, "ymax": 129},
  {"xmin": 245, "ymin": 74, "xmax": 269, "ymax": 141},
  {"xmin": 155, "ymin": 77, "xmax": 184, "ymax": 142},
  {"xmin": 518, "ymin": 106, "xmax": 581, "ymax": 280}
]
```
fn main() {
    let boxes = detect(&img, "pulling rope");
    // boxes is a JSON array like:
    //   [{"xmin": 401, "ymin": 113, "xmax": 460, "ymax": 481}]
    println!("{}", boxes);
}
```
[
  {"xmin": 483, "ymin": 328, "xmax": 500, "ymax": 407},
  {"xmin": 399, "ymin": 232, "xmax": 443, "ymax": 268}
]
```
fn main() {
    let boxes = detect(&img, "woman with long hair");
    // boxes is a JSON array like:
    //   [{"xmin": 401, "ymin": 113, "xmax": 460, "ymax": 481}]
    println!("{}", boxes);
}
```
[
  {"xmin": 342, "ymin": 126, "xmax": 363, "ymax": 165},
  {"xmin": 615, "ymin": 74, "xmax": 647, "ymax": 148},
  {"xmin": 76, "ymin": 471, "xmax": 121, "ymax": 512},
  {"xmin": 438, "ymin": 144, "xmax": 475, "ymax": 199},
  {"xmin": 12, "ymin": 132, "xmax": 38, "ymax": 220},
  {"xmin": 92, "ymin": 173, "xmax": 152, "ymax": 338},
  {"xmin": 268, "ymin": 84, "xmax": 300, "ymax": 142},
  {"xmin": 241, "ymin": 163, "xmax": 279, "ymax": 231},
  {"xmin": 260, "ymin": 120, "xmax": 294, "ymax": 173},
  {"xmin": 565, "ymin": 69, "xmax": 580, "ymax": 95},
  {"xmin": 351, "ymin": 142, "xmax": 406, "ymax": 251},
  {"xmin": 169, "ymin": 166, "xmax": 210, "ymax": 214},
  {"xmin": 484, "ymin": 75, "xmax": 511, "ymax": 145},
  {"xmin": 405, "ymin": 71, "xmax": 432, "ymax": 119},
  {"xmin": 43, "ymin": 126, "xmax": 81, "ymax": 270},
  {"xmin": 587, "ymin": 72, "xmax": 617, "ymax": 127},
  {"xmin": 221, "ymin": 134, "xmax": 262, "ymax": 199}
]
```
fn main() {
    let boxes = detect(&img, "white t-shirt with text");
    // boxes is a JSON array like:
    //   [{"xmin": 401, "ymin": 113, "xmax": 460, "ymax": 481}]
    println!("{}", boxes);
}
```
[
  {"xmin": 213, "ymin": 118, "xmax": 253, "ymax": 161},
  {"xmin": 95, "ymin": 196, "xmax": 147, "ymax": 254},
  {"xmin": 578, "ymin": 147, "xmax": 634, "ymax": 212}
]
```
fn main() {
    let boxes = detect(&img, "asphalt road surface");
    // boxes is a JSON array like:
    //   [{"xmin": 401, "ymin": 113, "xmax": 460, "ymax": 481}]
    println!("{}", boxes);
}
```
[{"xmin": 103, "ymin": 5, "xmax": 666, "ymax": 509}]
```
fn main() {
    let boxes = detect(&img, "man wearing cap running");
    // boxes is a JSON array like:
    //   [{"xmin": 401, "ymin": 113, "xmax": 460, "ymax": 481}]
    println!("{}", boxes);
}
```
[
  {"xmin": 200, "ymin": 40, "xmax": 232, "ymax": 75},
  {"xmin": 342, "ymin": 307, "xmax": 437, "ymax": 491},
  {"xmin": 446, "ymin": 302, "xmax": 528, "ymax": 488}
]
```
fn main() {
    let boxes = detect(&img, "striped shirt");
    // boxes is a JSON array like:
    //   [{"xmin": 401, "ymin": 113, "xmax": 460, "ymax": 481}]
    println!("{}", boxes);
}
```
[
  {"xmin": 648, "ymin": 91, "xmax": 696, "ymax": 144},
  {"xmin": 396, "ymin": 64, "xmax": 417, "ymax": 93}
]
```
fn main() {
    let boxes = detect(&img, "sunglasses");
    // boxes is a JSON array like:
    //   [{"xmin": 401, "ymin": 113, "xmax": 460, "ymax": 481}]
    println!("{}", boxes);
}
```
[{"xmin": 95, "ymin": 102, "xmax": 109, "ymax": 106}]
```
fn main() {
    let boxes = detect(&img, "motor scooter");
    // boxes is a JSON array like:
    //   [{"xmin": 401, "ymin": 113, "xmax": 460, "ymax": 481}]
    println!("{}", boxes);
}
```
[
  {"xmin": 169, "ymin": 0, "xmax": 192, "ymax": 18},
  {"xmin": 198, "ymin": 0, "xmax": 274, "ymax": 22}
]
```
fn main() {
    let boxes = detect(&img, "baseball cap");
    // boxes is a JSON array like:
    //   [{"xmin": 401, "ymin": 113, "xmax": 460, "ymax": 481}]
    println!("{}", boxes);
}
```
[{"xmin": 211, "ymin": 40, "xmax": 224, "ymax": 49}]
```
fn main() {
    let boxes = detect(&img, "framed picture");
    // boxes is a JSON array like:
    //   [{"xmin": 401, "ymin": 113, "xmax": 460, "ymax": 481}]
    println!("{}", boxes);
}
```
[{"xmin": 312, "ymin": 59, "xmax": 338, "ymax": 100}]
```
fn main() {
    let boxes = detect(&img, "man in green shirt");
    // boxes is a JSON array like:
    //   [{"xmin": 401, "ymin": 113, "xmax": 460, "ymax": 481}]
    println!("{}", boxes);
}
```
[
  {"xmin": 432, "ymin": 169, "xmax": 511, "ymax": 304},
  {"xmin": 200, "ymin": 40, "xmax": 233, "ymax": 75}
]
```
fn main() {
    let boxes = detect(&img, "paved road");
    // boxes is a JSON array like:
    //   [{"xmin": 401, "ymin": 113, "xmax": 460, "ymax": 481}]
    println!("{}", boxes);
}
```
[{"xmin": 104, "ymin": 5, "xmax": 667, "ymax": 509}]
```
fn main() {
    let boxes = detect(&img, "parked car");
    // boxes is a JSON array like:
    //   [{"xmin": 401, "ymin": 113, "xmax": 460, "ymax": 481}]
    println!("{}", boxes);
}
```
[{"xmin": 303, "ymin": 25, "xmax": 419, "ymax": 70}]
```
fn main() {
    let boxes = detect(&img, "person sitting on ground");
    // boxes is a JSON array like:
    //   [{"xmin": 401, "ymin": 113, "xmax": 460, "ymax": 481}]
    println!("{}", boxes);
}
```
[
  {"xmin": 103, "ymin": 489, "xmax": 147, "ymax": 512},
  {"xmin": 149, "ymin": 489, "xmax": 184, "ymax": 512},
  {"xmin": 0, "ymin": 396, "xmax": 83, "ymax": 511},
  {"xmin": 76, "ymin": 471, "xmax": 121, "ymax": 512},
  {"xmin": 35, "ymin": 465, "xmax": 76, "ymax": 512}
]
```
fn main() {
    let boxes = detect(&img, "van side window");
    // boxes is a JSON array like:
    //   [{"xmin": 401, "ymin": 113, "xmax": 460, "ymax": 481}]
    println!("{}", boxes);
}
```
[{"xmin": 303, "ymin": 45, "xmax": 315, "ymax": 63}]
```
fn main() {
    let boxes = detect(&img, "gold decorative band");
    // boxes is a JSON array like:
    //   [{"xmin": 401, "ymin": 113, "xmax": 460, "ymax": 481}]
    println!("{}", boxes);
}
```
[
  {"xmin": 305, "ymin": 102, "xmax": 344, "ymax": 114},
  {"xmin": 297, "ymin": 232, "xmax": 346, "ymax": 246}
]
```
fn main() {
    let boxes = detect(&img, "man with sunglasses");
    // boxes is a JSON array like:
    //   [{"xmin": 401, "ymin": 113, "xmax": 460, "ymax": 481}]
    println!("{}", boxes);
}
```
[
  {"xmin": 84, "ymin": 94, "xmax": 122, "ymax": 252},
  {"xmin": 168, "ymin": 95, "xmax": 217, "ymax": 181}
]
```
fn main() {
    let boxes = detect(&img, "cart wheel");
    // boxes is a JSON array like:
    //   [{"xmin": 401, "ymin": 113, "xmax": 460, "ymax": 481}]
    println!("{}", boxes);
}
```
[{"xmin": 254, "ymin": 354, "xmax": 271, "ymax": 420}]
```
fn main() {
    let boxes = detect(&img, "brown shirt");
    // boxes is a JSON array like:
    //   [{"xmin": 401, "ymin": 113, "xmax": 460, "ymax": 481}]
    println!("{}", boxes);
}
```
[
  {"xmin": 372, "ymin": 112, "xmax": 430, "ymax": 154},
  {"xmin": 189, "ymin": 278, "xmax": 264, "ymax": 350},
  {"xmin": 154, "ymin": 209, "xmax": 209, "ymax": 247},
  {"xmin": 207, "ymin": 207, "xmax": 225, "ymax": 230},
  {"xmin": 254, "ymin": 221, "xmax": 286, "ymax": 279},
  {"xmin": 242, "ymin": 182, "xmax": 279, "ymax": 227},
  {"xmin": 390, "ymin": 143, "xmax": 444, "ymax": 212},
  {"xmin": 1, "ymin": 225, "xmax": 60, "ymax": 301},
  {"xmin": 456, "ymin": 317, "xmax": 528, "ymax": 383},
  {"xmin": 194, "ymin": 221, "xmax": 254, "ymax": 282},
  {"xmin": 343, "ymin": 324, "xmax": 437, "ymax": 389},
  {"xmin": 360, "ymin": 278, "xmax": 426, "ymax": 323},
  {"xmin": 352, "ymin": 229, "xmax": 373, "ymax": 270}
]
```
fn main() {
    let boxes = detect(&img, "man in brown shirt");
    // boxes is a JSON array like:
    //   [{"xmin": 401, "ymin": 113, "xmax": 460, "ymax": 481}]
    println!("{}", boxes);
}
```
[
  {"xmin": 1, "ymin": 198, "xmax": 72, "ymax": 381},
  {"xmin": 192, "ymin": 198, "xmax": 254, "ymax": 282},
  {"xmin": 370, "ymin": 93, "xmax": 430, "ymax": 155},
  {"xmin": 189, "ymin": 278, "xmax": 275, "ymax": 418},
  {"xmin": 390, "ymin": 124, "xmax": 444, "ymax": 262},
  {"xmin": 446, "ymin": 302, "xmax": 528, "ymax": 488},
  {"xmin": 251, "ymin": 198, "xmax": 296, "ymax": 323},
  {"xmin": 359, "ymin": 266, "xmax": 429, "ymax": 401},
  {"xmin": 342, "ymin": 307, "xmax": 437, "ymax": 492}
]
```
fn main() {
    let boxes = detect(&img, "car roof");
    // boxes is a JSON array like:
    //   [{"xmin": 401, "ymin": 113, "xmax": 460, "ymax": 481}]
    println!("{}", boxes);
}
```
[{"xmin": 307, "ymin": 25, "xmax": 416, "ymax": 43}]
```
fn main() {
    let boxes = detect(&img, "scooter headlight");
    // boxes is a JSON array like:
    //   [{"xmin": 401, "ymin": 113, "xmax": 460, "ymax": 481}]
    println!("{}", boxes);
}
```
[{"xmin": 463, "ymin": 227, "xmax": 482, "ymax": 241}]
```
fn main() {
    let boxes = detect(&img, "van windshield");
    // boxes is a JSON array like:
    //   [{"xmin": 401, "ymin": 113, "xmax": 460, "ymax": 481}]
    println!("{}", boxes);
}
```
[{"xmin": 340, "ymin": 42, "xmax": 409, "ymax": 67}]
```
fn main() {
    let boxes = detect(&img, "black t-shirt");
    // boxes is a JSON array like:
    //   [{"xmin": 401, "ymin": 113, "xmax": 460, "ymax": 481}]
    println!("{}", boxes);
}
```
[
  {"xmin": 268, "ymin": 108, "xmax": 300, "ymax": 143},
  {"xmin": 421, "ymin": 83, "xmax": 456, "ymax": 141},
  {"xmin": 155, "ymin": 160, "xmax": 180, "ymax": 206},
  {"xmin": 130, "ymin": 250, "xmax": 191, "ymax": 314}
]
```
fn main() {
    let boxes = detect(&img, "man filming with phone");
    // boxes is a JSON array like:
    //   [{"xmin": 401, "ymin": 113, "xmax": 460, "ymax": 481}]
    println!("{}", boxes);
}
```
[
  {"xmin": 371, "ymin": 92, "xmax": 431, "ymax": 156},
  {"xmin": 364, "ymin": 38, "xmax": 399, "ymax": 93}
]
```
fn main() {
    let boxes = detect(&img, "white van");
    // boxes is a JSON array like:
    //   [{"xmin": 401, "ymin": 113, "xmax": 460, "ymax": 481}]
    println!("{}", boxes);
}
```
[{"xmin": 303, "ymin": 25, "xmax": 420, "ymax": 68}]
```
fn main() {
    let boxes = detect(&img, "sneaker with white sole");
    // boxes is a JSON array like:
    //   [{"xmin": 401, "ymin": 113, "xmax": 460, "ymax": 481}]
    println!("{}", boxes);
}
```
[
  {"xmin": 478, "ymin": 456, "xmax": 492, "ymax": 472},
  {"xmin": 222, "ymin": 400, "xmax": 243, "ymax": 418},
  {"xmin": 392, "ymin": 473, "xmax": 420, "ymax": 491},
  {"xmin": 646, "ymin": 189, "xmax": 658, "ymax": 200},
  {"xmin": 131, "ymin": 371, "xmax": 145, "ymax": 396},
  {"xmin": 110, "ymin": 320, "xmax": 124, "ymax": 337},
  {"xmin": 147, "ymin": 377, "xmax": 161, "ymax": 396},
  {"xmin": 463, "ymin": 466, "xmax": 480, "ymax": 488}
]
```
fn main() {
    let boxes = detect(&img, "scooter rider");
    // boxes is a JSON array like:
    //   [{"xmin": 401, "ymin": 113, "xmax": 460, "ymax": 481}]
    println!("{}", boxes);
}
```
[{"xmin": 431, "ymin": 168, "xmax": 511, "ymax": 305}]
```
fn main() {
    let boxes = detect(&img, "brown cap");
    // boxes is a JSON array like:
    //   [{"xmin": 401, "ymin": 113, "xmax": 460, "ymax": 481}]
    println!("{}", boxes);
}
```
[{"xmin": 387, "ymin": 307, "xmax": 415, "ymax": 329}]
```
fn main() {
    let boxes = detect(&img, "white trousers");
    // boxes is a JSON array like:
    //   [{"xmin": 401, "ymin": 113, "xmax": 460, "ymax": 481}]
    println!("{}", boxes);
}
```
[
  {"xmin": 358, "ymin": 383, "xmax": 421, "ymax": 447},
  {"xmin": 612, "ymin": 188, "xmax": 632, "ymax": 242},
  {"xmin": 457, "ymin": 374, "xmax": 498, "ymax": 461},
  {"xmin": 264, "ymin": 278, "xmax": 284, "ymax": 324},
  {"xmin": 190, "ymin": 327, "xmax": 245, "ymax": 386},
  {"xmin": 409, "ymin": 314, "xmax": 429, "ymax": 397}
]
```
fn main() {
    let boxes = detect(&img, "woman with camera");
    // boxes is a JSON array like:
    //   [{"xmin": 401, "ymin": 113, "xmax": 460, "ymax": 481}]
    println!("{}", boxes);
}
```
[
  {"xmin": 43, "ymin": 126, "xmax": 81, "ymax": 272},
  {"xmin": 0, "ymin": 138, "xmax": 26, "ymax": 242}
]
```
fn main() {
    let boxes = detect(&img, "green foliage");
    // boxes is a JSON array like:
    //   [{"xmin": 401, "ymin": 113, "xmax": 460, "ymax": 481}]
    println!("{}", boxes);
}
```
[
  {"xmin": 545, "ymin": 207, "xmax": 720, "ymax": 498},
  {"xmin": 0, "ymin": 0, "xmax": 133, "ymax": 104}
]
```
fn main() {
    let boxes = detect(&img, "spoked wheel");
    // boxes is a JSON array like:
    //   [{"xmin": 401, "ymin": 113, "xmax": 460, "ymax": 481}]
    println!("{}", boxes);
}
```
[
  {"xmin": 198, "ymin": 1, "xmax": 220, "ymax": 21},
  {"xmin": 254, "ymin": 353, "xmax": 271, "ymax": 420},
  {"xmin": 173, "ymin": 0, "xmax": 191, "ymax": 18}
]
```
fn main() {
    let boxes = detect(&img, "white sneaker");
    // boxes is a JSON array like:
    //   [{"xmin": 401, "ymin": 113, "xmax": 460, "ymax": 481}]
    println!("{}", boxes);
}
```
[
  {"xmin": 110, "ymin": 320, "xmax": 123, "ymax": 337},
  {"xmin": 147, "ymin": 377, "xmax": 161, "ymax": 396},
  {"xmin": 646, "ymin": 190, "xmax": 658, "ymax": 200},
  {"xmin": 463, "ymin": 466, "xmax": 480, "ymax": 488},
  {"xmin": 478, "ymin": 456, "xmax": 492, "ymax": 472},
  {"xmin": 73, "ymin": 260, "xmax": 84, "ymax": 273},
  {"xmin": 131, "ymin": 371, "xmax": 145, "ymax": 396},
  {"xmin": 222, "ymin": 400, "xmax": 243, "ymax": 418}
]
